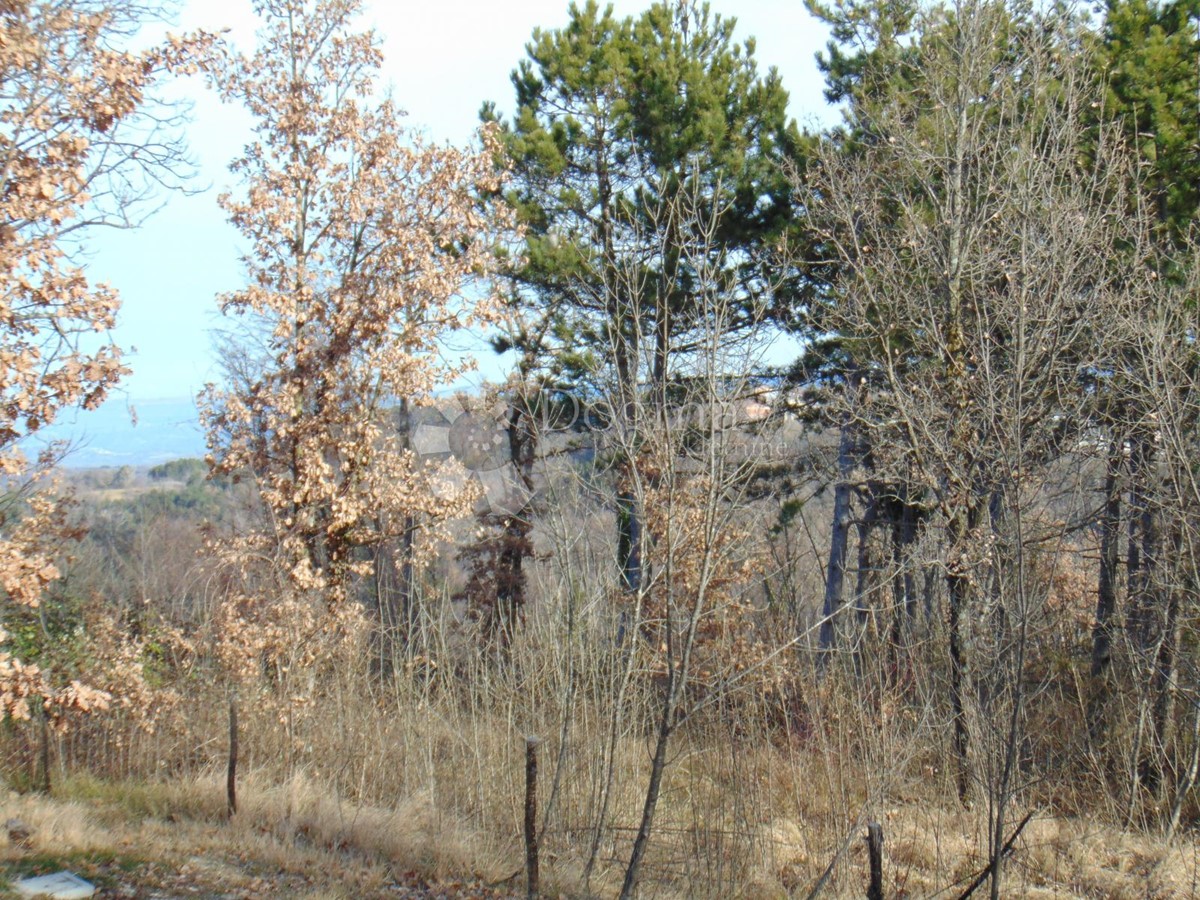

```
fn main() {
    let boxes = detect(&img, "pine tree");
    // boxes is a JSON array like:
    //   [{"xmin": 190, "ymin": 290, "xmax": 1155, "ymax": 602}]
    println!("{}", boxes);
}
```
[
  {"xmin": 484, "ymin": 0, "xmax": 799, "ymax": 593},
  {"xmin": 1097, "ymin": 0, "xmax": 1200, "ymax": 243}
]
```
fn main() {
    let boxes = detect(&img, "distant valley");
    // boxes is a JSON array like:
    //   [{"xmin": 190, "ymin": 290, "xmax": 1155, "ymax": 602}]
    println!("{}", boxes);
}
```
[{"xmin": 31, "ymin": 396, "xmax": 206, "ymax": 468}]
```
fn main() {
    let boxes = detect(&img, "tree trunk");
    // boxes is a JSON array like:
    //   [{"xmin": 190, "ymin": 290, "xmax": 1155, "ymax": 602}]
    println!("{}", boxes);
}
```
[
  {"xmin": 394, "ymin": 397, "xmax": 419, "ymax": 651},
  {"xmin": 1125, "ymin": 436, "xmax": 1156, "ymax": 648},
  {"xmin": 1151, "ymin": 524, "xmax": 1183, "ymax": 818},
  {"xmin": 948, "ymin": 564, "xmax": 971, "ymax": 802},
  {"xmin": 1091, "ymin": 437, "xmax": 1123, "ymax": 680},
  {"xmin": 597, "ymin": 122, "xmax": 643, "ymax": 598},
  {"xmin": 853, "ymin": 489, "xmax": 879, "ymax": 675},
  {"xmin": 1124, "ymin": 436, "xmax": 1162, "ymax": 808},
  {"xmin": 620, "ymin": 668, "xmax": 675, "ymax": 900},
  {"xmin": 888, "ymin": 490, "xmax": 919, "ymax": 684},
  {"xmin": 618, "ymin": 491, "xmax": 643, "ymax": 593},
  {"xmin": 1087, "ymin": 437, "xmax": 1123, "ymax": 744},
  {"xmin": 373, "ymin": 541, "xmax": 402, "ymax": 676},
  {"xmin": 493, "ymin": 400, "xmax": 538, "ymax": 646},
  {"xmin": 819, "ymin": 414, "xmax": 855, "ymax": 658},
  {"xmin": 947, "ymin": 501, "xmax": 979, "ymax": 803}
]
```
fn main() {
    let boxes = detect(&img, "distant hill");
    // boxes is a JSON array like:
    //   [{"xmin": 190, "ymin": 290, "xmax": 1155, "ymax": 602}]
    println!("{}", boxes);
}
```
[{"xmin": 28, "ymin": 396, "xmax": 206, "ymax": 468}]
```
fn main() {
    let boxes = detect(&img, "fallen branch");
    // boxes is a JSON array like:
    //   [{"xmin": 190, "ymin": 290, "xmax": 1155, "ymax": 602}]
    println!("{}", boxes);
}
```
[{"xmin": 955, "ymin": 810, "xmax": 1036, "ymax": 900}]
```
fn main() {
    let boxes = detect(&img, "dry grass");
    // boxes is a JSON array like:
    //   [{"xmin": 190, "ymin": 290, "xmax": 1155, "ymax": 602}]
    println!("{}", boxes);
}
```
[
  {"xmin": 0, "ymin": 774, "xmax": 520, "ymax": 898},
  {"xmin": 0, "ymin": 761, "xmax": 1194, "ymax": 899},
  {"xmin": 0, "ymin": 787, "xmax": 380, "ymax": 898}
]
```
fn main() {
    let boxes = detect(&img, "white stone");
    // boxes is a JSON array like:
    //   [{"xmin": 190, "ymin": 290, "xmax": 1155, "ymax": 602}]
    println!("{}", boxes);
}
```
[{"xmin": 13, "ymin": 871, "xmax": 96, "ymax": 899}]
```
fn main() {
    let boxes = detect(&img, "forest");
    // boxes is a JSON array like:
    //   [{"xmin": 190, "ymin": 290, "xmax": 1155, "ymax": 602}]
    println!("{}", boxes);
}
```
[{"xmin": 1, "ymin": 0, "xmax": 1199, "ymax": 897}]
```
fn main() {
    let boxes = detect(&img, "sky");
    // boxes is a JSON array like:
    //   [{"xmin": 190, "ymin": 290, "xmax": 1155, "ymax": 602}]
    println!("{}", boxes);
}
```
[{"xmin": 47, "ymin": 0, "xmax": 837, "ymax": 462}]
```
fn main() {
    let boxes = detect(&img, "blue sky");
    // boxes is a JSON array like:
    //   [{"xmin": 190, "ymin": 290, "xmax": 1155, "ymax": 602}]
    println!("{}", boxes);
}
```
[{"xmin": 48, "ymin": 0, "xmax": 835, "ymax": 463}]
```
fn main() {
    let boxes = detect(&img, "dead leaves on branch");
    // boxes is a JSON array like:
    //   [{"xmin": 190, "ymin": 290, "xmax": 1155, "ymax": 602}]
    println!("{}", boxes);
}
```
[
  {"xmin": 198, "ymin": 0, "xmax": 515, "ymax": 689},
  {"xmin": 0, "ymin": 2, "xmax": 211, "ymax": 732},
  {"xmin": 629, "ymin": 463, "xmax": 788, "ymax": 707}
]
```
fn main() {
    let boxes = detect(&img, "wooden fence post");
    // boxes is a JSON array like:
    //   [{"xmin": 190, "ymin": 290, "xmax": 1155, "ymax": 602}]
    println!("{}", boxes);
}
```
[
  {"xmin": 525, "ymin": 736, "xmax": 540, "ymax": 899},
  {"xmin": 866, "ymin": 821, "xmax": 884, "ymax": 900},
  {"xmin": 227, "ymin": 690, "xmax": 238, "ymax": 818}
]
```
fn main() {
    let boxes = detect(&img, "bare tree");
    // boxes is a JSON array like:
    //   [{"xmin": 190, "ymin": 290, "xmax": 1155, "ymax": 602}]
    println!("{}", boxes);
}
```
[
  {"xmin": 796, "ymin": 0, "xmax": 1153, "ymax": 892},
  {"xmin": 1108, "ymin": 245, "xmax": 1200, "ymax": 835},
  {"xmin": 565, "ymin": 171, "xmax": 789, "ymax": 898}
]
